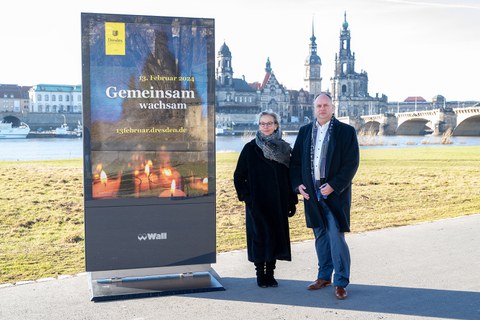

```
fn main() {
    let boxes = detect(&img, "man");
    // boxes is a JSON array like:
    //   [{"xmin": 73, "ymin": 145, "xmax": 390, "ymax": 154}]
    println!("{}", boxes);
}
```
[{"xmin": 290, "ymin": 93, "xmax": 359, "ymax": 300}]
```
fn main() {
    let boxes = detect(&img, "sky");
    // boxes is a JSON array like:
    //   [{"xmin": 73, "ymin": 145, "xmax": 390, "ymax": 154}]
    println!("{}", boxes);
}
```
[{"xmin": 1, "ymin": 0, "xmax": 479, "ymax": 102}]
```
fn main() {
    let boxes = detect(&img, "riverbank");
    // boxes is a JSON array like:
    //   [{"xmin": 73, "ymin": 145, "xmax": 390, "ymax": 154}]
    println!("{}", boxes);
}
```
[
  {"xmin": 1, "ymin": 146, "xmax": 479, "ymax": 284},
  {"xmin": 2, "ymin": 134, "xmax": 480, "ymax": 161}
]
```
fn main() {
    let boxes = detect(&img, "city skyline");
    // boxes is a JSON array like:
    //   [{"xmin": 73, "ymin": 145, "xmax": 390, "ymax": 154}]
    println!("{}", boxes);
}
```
[{"xmin": 1, "ymin": 0, "xmax": 479, "ymax": 102}]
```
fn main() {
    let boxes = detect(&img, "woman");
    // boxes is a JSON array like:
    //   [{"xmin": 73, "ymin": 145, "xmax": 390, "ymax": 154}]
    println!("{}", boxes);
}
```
[{"xmin": 234, "ymin": 111, "xmax": 298, "ymax": 288}]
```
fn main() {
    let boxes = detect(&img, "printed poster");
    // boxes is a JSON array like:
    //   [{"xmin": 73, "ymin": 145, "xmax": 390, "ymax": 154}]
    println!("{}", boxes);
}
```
[
  {"xmin": 81, "ymin": 13, "xmax": 216, "ymax": 271},
  {"xmin": 83, "ymin": 13, "xmax": 214, "ymax": 201}
]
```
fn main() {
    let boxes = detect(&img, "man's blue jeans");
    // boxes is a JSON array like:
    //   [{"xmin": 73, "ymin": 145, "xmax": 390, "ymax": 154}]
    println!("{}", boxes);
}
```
[{"xmin": 312, "ymin": 200, "xmax": 351, "ymax": 288}]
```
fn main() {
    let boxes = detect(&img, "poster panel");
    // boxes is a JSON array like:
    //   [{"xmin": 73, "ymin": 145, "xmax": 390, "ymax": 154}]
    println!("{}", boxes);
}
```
[{"xmin": 81, "ymin": 13, "xmax": 215, "ymax": 272}]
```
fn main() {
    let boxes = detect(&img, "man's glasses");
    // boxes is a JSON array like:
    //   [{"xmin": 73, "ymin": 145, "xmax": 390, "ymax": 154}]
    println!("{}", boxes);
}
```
[{"xmin": 259, "ymin": 122, "xmax": 275, "ymax": 127}]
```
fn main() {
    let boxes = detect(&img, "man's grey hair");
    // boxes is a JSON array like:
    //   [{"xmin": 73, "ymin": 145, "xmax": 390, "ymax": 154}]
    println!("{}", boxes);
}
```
[{"xmin": 313, "ymin": 92, "xmax": 333, "ymax": 105}]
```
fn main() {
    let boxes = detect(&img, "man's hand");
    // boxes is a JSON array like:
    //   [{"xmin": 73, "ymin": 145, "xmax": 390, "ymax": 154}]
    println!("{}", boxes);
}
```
[
  {"xmin": 320, "ymin": 183, "xmax": 334, "ymax": 198},
  {"xmin": 298, "ymin": 184, "xmax": 310, "ymax": 200}
]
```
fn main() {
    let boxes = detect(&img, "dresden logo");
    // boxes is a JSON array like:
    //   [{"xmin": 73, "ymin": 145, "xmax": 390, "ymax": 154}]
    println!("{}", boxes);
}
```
[
  {"xmin": 137, "ymin": 232, "xmax": 167, "ymax": 241},
  {"xmin": 112, "ymin": 30, "xmax": 118, "ymax": 36}
]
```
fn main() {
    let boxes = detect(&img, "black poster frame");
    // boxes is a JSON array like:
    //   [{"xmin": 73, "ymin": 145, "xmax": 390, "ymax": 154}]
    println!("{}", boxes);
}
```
[{"xmin": 81, "ymin": 12, "xmax": 216, "ymax": 274}]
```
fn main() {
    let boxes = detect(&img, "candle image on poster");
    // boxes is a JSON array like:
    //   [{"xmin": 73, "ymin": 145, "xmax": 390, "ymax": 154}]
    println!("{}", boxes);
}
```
[
  {"xmin": 85, "ymin": 16, "xmax": 213, "ymax": 201},
  {"xmin": 82, "ymin": 13, "xmax": 216, "ymax": 273}
]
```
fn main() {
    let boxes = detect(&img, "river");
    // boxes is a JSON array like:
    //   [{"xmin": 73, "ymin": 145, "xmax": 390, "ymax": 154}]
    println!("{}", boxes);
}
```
[
  {"xmin": 1, "ymin": 135, "xmax": 480, "ymax": 161},
  {"xmin": 216, "ymin": 134, "xmax": 480, "ymax": 152}
]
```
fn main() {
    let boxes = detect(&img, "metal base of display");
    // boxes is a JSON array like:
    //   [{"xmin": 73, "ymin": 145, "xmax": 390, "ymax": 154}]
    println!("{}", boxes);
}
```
[{"xmin": 88, "ymin": 264, "xmax": 224, "ymax": 302}]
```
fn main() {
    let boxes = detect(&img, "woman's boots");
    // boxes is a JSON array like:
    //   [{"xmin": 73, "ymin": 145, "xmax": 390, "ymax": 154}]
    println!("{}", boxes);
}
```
[
  {"xmin": 254, "ymin": 260, "xmax": 277, "ymax": 288},
  {"xmin": 265, "ymin": 260, "xmax": 278, "ymax": 287},
  {"xmin": 254, "ymin": 262, "xmax": 267, "ymax": 288}
]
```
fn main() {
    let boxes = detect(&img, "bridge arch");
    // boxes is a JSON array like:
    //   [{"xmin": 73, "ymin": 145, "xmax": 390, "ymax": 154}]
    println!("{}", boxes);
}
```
[
  {"xmin": 359, "ymin": 121, "xmax": 381, "ymax": 135},
  {"xmin": 1, "ymin": 115, "xmax": 22, "ymax": 127},
  {"xmin": 396, "ymin": 118, "xmax": 433, "ymax": 135},
  {"xmin": 453, "ymin": 114, "xmax": 480, "ymax": 136}
]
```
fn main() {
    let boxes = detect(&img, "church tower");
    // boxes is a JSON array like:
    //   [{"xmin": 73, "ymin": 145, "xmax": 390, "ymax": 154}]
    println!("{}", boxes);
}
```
[
  {"xmin": 216, "ymin": 42, "xmax": 233, "ymax": 86},
  {"xmin": 331, "ymin": 12, "xmax": 370, "ymax": 117},
  {"xmin": 335, "ymin": 12, "xmax": 356, "ymax": 77},
  {"xmin": 304, "ymin": 21, "xmax": 322, "ymax": 97}
]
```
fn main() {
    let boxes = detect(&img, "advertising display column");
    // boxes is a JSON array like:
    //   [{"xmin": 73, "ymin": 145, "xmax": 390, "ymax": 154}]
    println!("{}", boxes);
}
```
[{"xmin": 81, "ymin": 12, "xmax": 222, "ymax": 301}]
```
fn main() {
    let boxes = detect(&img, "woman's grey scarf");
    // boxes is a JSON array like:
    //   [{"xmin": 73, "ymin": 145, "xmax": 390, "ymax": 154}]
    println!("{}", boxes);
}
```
[{"xmin": 255, "ymin": 128, "xmax": 292, "ymax": 167}]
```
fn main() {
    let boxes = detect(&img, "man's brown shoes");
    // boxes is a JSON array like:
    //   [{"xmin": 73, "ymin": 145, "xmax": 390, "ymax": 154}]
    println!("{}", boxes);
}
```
[
  {"xmin": 307, "ymin": 279, "xmax": 332, "ymax": 290},
  {"xmin": 308, "ymin": 280, "xmax": 348, "ymax": 299},
  {"xmin": 335, "ymin": 286, "xmax": 347, "ymax": 300}
]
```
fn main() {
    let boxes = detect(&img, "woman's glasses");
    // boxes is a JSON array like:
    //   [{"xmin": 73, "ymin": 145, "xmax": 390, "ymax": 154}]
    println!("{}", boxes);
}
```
[{"xmin": 259, "ymin": 122, "xmax": 275, "ymax": 127}]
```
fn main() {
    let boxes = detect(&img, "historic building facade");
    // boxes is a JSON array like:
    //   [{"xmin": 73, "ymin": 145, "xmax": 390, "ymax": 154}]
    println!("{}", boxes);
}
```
[
  {"xmin": 215, "ymin": 23, "xmax": 321, "ymax": 126},
  {"xmin": 288, "ymin": 88, "xmax": 313, "ymax": 123},
  {"xmin": 29, "ymin": 84, "xmax": 82, "ymax": 113},
  {"xmin": 0, "ymin": 84, "xmax": 30, "ymax": 113},
  {"xmin": 215, "ymin": 42, "xmax": 259, "ymax": 126},
  {"xmin": 386, "ymin": 95, "xmax": 479, "ymax": 113},
  {"xmin": 330, "ymin": 13, "xmax": 388, "ymax": 117},
  {"xmin": 254, "ymin": 58, "xmax": 290, "ymax": 123},
  {"xmin": 215, "ymin": 43, "xmax": 291, "ymax": 125}
]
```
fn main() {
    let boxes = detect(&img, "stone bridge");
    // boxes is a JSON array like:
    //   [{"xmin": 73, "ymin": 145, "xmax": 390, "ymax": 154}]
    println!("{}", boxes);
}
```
[
  {"xmin": 1, "ymin": 112, "xmax": 82, "ymax": 131},
  {"xmin": 338, "ymin": 107, "xmax": 480, "ymax": 136}
]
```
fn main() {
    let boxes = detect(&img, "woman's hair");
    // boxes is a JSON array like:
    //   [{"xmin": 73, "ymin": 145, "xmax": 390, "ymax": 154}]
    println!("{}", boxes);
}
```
[{"xmin": 257, "ymin": 110, "xmax": 280, "ymax": 126}]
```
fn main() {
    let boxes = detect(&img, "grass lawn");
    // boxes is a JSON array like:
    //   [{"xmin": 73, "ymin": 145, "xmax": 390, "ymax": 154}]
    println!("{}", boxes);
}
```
[{"xmin": 1, "ymin": 146, "xmax": 479, "ymax": 284}]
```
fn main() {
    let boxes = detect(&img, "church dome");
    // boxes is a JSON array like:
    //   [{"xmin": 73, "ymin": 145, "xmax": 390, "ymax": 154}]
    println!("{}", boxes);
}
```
[{"xmin": 218, "ymin": 42, "xmax": 231, "ymax": 57}]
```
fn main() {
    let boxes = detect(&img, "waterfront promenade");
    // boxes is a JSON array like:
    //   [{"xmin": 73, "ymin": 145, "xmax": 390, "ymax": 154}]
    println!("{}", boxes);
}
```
[{"xmin": 1, "ymin": 214, "xmax": 479, "ymax": 320}]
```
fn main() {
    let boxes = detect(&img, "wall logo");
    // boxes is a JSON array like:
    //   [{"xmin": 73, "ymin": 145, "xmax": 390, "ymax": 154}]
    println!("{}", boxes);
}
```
[{"xmin": 137, "ymin": 232, "xmax": 168, "ymax": 241}]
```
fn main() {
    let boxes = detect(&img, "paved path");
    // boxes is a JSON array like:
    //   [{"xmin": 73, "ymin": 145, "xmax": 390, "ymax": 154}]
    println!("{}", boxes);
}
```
[{"xmin": 1, "ymin": 214, "xmax": 479, "ymax": 320}]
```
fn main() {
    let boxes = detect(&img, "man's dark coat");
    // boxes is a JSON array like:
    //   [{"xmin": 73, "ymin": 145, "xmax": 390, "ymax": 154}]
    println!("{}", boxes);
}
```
[
  {"xmin": 234, "ymin": 140, "xmax": 298, "ymax": 263},
  {"xmin": 290, "ymin": 118, "xmax": 359, "ymax": 232}
]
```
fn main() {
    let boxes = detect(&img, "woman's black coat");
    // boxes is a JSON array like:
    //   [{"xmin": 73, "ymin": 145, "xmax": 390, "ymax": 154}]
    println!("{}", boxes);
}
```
[
  {"xmin": 290, "ymin": 118, "xmax": 359, "ymax": 232},
  {"xmin": 234, "ymin": 139, "xmax": 298, "ymax": 263}
]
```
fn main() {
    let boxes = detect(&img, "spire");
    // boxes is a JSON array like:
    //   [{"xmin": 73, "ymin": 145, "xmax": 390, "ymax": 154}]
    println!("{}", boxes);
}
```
[
  {"xmin": 343, "ymin": 11, "xmax": 349, "ymax": 30},
  {"xmin": 309, "ymin": 17, "xmax": 317, "ymax": 55},
  {"xmin": 310, "ymin": 17, "xmax": 316, "ymax": 43}
]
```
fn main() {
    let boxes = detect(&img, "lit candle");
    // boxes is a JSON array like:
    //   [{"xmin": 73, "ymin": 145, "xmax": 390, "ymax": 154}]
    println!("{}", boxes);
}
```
[
  {"xmin": 93, "ymin": 169, "xmax": 122, "ymax": 199},
  {"xmin": 134, "ymin": 169, "xmax": 151, "ymax": 195},
  {"xmin": 145, "ymin": 164, "xmax": 151, "ymax": 190},
  {"xmin": 159, "ymin": 167, "xmax": 181, "ymax": 189},
  {"xmin": 160, "ymin": 167, "xmax": 172, "ymax": 188},
  {"xmin": 159, "ymin": 179, "xmax": 186, "ymax": 198},
  {"xmin": 170, "ymin": 179, "xmax": 175, "ymax": 197},
  {"xmin": 100, "ymin": 170, "xmax": 107, "ymax": 187},
  {"xmin": 190, "ymin": 176, "xmax": 208, "ymax": 193}
]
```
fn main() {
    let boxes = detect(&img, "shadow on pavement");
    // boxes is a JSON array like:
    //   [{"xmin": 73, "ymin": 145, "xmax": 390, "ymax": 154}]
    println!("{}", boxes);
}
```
[{"xmin": 192, "ymin": 277, "xmax": 480, "ymax": 320}]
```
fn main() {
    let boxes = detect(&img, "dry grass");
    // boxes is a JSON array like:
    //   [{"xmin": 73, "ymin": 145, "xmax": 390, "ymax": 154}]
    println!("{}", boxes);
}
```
[
  {"xmin": 0, "ymin": 160, "xmax": 84, "ymax": 284},
  {"xmin": 1, "ymin": 146, "xmax": 479, "ymax": 284},
  {"xmin": 217, "ymin": 146, "xmax": 480, "ymax": 251}
]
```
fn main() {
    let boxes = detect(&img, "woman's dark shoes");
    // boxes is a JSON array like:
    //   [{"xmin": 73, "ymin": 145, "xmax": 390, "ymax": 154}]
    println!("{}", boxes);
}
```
[
  {"xmin": 265, "ymin": 260, "xmax": 277, "ymax": 287},
  {"xmin": 265, "ymin": 274, "xmax": 278, "ymax": 287},
  {"xmin": 256, "ymin": 274, "xmax": 267, "ymax": 288},
  {"xmin": 254, "ymin": 262, "xmax": 267, "ymax": 288},
  {"xmin": 255, "ymin": 261, "xmax": 278, "ymax": 287}
]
